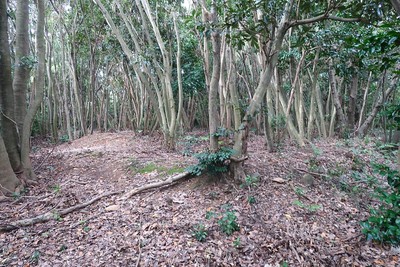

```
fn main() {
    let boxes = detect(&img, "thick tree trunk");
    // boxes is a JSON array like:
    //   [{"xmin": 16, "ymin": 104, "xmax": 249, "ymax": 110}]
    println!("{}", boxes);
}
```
[
  {"xmin": 0, "ymin": 0, "xmax": 22, "ymax": 172},
  {"xmin": 20, "ymin": 0, "xmax": 46, "ymax": 180},
  {"xmin": 0, "ymin": 137, "xmax": 20, "ymax": 195}
]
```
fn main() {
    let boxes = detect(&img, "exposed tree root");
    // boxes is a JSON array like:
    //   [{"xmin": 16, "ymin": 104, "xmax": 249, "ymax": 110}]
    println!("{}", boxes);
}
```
[
  {"xmin": 0, "ymin": 191, "xmax": 122, "ymax": 232},
  {"xmin": 120, "ymin": 171, "xmax": 191, "ymax": 200},
  {"xmin": 1, "ymin": 172, "xmax": 192, "ymax": 232}
]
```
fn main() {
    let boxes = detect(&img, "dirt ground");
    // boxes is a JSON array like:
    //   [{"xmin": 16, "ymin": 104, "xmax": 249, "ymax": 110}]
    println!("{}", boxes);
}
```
[{"xmin": 1, "ymin": 131, "xmax": 399, "ymax": 266}]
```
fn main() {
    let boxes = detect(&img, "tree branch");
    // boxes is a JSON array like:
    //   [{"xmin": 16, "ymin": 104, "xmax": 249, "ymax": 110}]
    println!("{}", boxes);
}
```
[{"xmin": 290, "ymin": 14, "xmax": 364, "ymax": 28}]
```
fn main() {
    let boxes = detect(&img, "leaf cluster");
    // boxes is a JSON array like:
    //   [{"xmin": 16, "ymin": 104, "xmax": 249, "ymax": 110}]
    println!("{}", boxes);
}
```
[
  {"xmin": 186, "ymin": 147, "xmax": 234, "ymax": 176},
  {"xmin": 361, "ymin": 164, "xmax": 400, "ymax": 245}
]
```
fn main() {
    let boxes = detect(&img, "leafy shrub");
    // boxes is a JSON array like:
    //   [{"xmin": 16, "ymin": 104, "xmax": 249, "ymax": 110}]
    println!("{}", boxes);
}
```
[
  {"xmin": 218, "ymin": 210, "xmax": 240, "ymax": 235},
  {"xmin": 186, "ymin": 147, "xmax": 234, "ymax": 176},
  {"xmin": 192, "ymin": 223, "xmax": 207, "ymax": 242},
  {"xmin": 361, "ymin": 164, "xmax": 400, "ymax": 245}
]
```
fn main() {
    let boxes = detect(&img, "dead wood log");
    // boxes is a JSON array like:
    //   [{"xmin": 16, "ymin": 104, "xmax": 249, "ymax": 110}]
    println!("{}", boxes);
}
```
[
  {"xmin": 0, "ymin": 191, "xmax": 122, "ymax": 232},
  {"xmin": 121, "ymin": 171, "xmax": 191, "ymax": 200}
]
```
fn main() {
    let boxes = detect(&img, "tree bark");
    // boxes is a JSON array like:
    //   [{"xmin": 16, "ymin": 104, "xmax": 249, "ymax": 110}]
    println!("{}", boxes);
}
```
[
  {"xmin": 0, "ymin": 0, "xmax": 22, "ymax": 172},
  {"xmin": 356, "ymin": 71, "xmax": 399, "ymax": 137},
  {"xmin": 0, "ymin": 136, "xmax": 20, "ymax": 195},
  {"xmin": 328, "ymin": 58, "xmax": 346, "ymax": 136},
  {"xmin": 13, "ymin": 0, "xmax": 31, "ymax": 137},
  {"xmin": 20, "ymin": 0, "xmax": 46, "ymax": 179}
]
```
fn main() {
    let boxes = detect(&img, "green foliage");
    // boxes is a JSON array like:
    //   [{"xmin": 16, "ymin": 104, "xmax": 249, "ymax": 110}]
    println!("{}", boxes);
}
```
[
  {"xmin": 361, "ymin": 164, "xmax": 400, "ymax": 245},
  {"xmin": 241, "ymin": 175, "xmax": 259, "ymax": 188},
  {"xmin": 20, "ymin": 55, "xmax": 38, "ymax": 69},
  {"xmin": 294, "ymin": 187, "xmax": 306, "ymax": 197},
  {"xmin": 186, "ymin": 147, "xmax": 234, "ymax": 176},
  {"xmin": 293, "ymin": 199, "xmax": 322, "ymax": 213},
  {"xmin": 379, "ymin": 102, "xmax": 400, "ymax": 130},
  {"xmin": 247, "ymin": 195, "xmax": 256, "ymax": 204},
  {"xmin": 192, "ymin": 223, "xmax": 208, "ymax": 242},
  {"xmin": 30, "ymin": 250, "xmax": 40, "ymax": 265},
  {"xmin": 58, "ymin": 245, "xmax": 67, "ymax": 252},
  {"xmin": 59, "ymin": 135, "xmax": 69, "ymax": 143},
  {"xmin": 218, "ymin": 210, "xmax": 240, "ymax": 235},
  {"xmin": 270, "ymin": 114, "xmax": 286, "ymax": 130},
  {"xmin": 130, "ymin": 160, "xmax": 184, "ymax": 176},
  {"xmin": 51, "ymin": 184, "xmax": 61, "ymax": 193},
  {"xmin": 233, "ymin": 237, "xmax": 241, "ymax": 248},
  {"xmin": 205, "ymin": 210, "xmax": 216, "ymax": 220}
]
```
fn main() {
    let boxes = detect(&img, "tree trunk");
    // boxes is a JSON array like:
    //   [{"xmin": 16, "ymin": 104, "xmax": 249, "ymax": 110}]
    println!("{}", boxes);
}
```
[
  {"xmin": 19, "ymin": 0, "xmax": 45, "ymax": 180},
  {"xmin": 231, "ymin": 4, "xmax": 290, "ymax": 181},
  {"xmin": 328, "ymin": 58, "xmax": 346, "ymax": 136},
  {"xmin": 0, "ymin": 0, "xmax": 22, "ymax": 173},
  {"xmin": 0, "ymin": 136, "xmax": 20, "ymax": 195},
  {"xmin": 13, "ymin": 0, "xmax": 31, "ymax": 137},
  {"xmin": 357, "ymin": 70, "xmax": 399, "ymax": 137},
  {"xmin": 347, "ymin": 71, "xmax": 359, "ymax": 130}
]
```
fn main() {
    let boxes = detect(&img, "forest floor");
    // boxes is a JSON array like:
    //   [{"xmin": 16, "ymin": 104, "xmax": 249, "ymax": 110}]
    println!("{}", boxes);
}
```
[{"xmin": 1, "ymin": 131, "xmax": 399, "ymax": 266}]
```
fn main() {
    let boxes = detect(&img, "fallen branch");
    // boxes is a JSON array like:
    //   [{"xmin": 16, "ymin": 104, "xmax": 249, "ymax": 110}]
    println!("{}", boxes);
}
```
[
  {"xmin": 0, "ymin": 190, "xmax": 122, "ymax": 232},
  {"xmin": 121, "ymin": 171, "xmax": 191, "ymax": 200}
]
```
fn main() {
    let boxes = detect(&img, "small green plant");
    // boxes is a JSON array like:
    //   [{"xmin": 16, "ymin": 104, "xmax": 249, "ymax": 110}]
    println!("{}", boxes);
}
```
[
  {"xmin": 53, "ymin": 212, "xmax": 62, "ymax": 221},
  {"xmin": 218, "ymin": 210, "xmax": 240, "ymax": 235},
  {"xmin": 59, "ymin": 134, "xmax": 69, "ymax": 143},
  {"xmin": 51, "ymin": 184, "xmax": 61, "ymax": 193},
  {"xmin": 30, "ymin": 250, "xmax": 40, "ymax": 264},
  {"xmin": 241, "ymin": 175, "xmax": 259, "ymax": 188},
  {"xmin": 247, "ymin": 195, "xmax": 256, "ymax": 204},
  {"xmin": 192, "ymin": 223, "xmax": 208, "ymax": 242},
  {"xmin": 310, "ymin": 143, "xmax": 322, "ymax": 157},
  {"xmin": 361, "ymin": 164, "xmax": 400, "ymax": 245},
  {"xmin": 293, "ymin": 200, "xmax": 322, "ymax": 212},
  {"xmin": 205, "ymin": 210, "xmax": 216, "ymax": 219},
  {"xmin": 294, "ymin": 187, "xmax": 305, "ymax": 197},
  {"xmin": 58, "ymin": 245, "xmax": 67, "ymax": 252},
  {"xmin": 280, "ymin": 261, "xmax": 289, "ymax": 267},
  {"xmin": 186, "ymin": 147, "xmax": 234, "ymax": 176},
  {"xmin": 233, "ymin": 237, "xmax": 241, "ymax": 248},
  {"xmin": 307, "ymin": 157, "xmax": 320, "ymax": 173}
]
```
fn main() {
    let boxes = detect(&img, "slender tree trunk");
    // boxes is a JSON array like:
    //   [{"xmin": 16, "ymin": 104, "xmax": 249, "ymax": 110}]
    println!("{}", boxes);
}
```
[
  {"xmin": 231, "ymin": 3, "xmax": 291, "ymax": 181},
  {"xmin": 328, "ymin": 58, "xmax": 346, "ymax": 136},
  {"xmin": 347, "ymin": 71, "xmax": 359, "ymax": 130},
  {"xmin": 13, "ymin": 0, "xmax": 30, "ymax": 137},
  {"xmin": 357, "ymin": 72, "xmax": 372, "ymax": 131},
  {"xmin": 357, "ymin": 70, "xmax": 399, "ymax": 137}
]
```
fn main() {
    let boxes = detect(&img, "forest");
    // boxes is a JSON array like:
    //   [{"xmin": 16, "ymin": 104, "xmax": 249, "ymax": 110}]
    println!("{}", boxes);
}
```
[{"xmin": 0, "ymin": 0, "xmax": 400, "ymax": 266}]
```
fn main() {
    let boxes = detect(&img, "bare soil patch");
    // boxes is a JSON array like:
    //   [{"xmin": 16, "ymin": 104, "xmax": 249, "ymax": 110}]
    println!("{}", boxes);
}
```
[{"xmin": 1, "ymin": 131, "xmax": 399, "ymax": 266}]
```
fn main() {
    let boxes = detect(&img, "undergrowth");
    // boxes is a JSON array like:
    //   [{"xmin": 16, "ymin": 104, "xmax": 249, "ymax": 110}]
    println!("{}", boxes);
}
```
[
  {"xmin": 361, "ymin": 163, "xmax": 400, "ymax": 245},
  {"xmin": 186, "ymin": 147, "xmax": 234, "ymax": 176}
]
